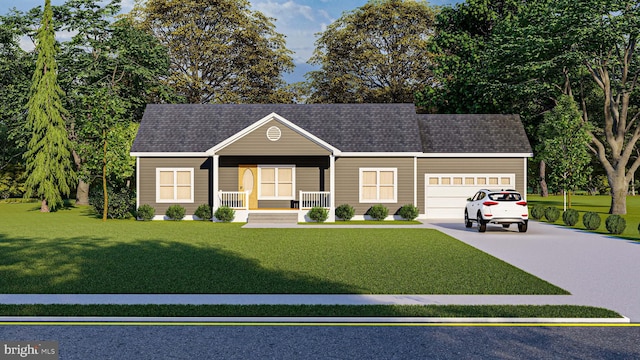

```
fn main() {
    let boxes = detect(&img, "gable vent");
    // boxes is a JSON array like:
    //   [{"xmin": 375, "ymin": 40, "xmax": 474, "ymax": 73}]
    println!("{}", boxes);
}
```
[{"xmin": 266, "ymin": 126, "xmax": 282, "ymax": 141}]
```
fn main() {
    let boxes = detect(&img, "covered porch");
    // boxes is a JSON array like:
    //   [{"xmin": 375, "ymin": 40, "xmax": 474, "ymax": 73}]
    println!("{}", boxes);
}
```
[{"xmin": 212, "ymin": 155, "xmax": 336, "ymax": 222}]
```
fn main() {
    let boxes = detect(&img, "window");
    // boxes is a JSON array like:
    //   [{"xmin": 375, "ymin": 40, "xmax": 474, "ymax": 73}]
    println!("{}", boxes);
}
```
[
  {"xmin": 360, "ymin": 168, "xmax": 397, "ymax": 203},
  {"xmin": 258, "ymin": 166, "xmax": 295, "ymax": 199},
  {"xmin": 156, "ymin": 168, "xmax": 194, "ymax": 203}
]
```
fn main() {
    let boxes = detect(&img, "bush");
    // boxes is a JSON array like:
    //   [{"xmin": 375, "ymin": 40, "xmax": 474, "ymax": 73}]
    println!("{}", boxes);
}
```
[
  {"xmin": 368, "ymin": 204, "xmax": 389, "ymax": 221},
  {"xmin": 335, "ymin": 204, "xmax": 355, "ymax": 221},
  {"xmin": 214, "ymin": 206, "xmax": 235, "ymax": 222},
  {"xmin": 194, "ymin": 204, "xmax": 212, "ymax": 221},
  {"xmin": 562, "ymin": 209, "xmax": 580, "ymax": 226},
  {"xmin": 605, "ymin": 215, "xmax": 626, "ymax": 235},
  {"xmin": 308, "ymin": 206, "xmax": 329, "ymax": 222},
  {"xmin": 530, "ymin": 204, "xmax": 545, "ymax": 220},
  {"xmin": 583, "ymin": 212, "xmax": 601, "ymax": 230},
  {"xmin": 398, "ymin": 204, "xmax": 419, "ymax": 221},
  {"xmin": 165, "ymin": 204, "xmax": 186, "ymax": 221},
  {"xmin": 89, "ymin": 185, "xmax": 136, "ymax": 219},
  {"xmin": 544, "ymin": 206, "xmax": 560, "ymax": 223},
  {"xmin": 136, "ymin": 204, "xmax": 155, "ymax": 221}
]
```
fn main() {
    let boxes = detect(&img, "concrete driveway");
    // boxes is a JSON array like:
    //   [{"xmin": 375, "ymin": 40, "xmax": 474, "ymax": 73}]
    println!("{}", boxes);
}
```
[{"xmin": 425, "ymin": 220, "xmax": 640, "ymax": 322}]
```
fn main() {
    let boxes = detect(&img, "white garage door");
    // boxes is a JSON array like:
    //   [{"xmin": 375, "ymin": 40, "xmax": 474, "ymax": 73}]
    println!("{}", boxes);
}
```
[{"xmin": 424, "ymin": 174, "xmax": 515, "ymax": 219}]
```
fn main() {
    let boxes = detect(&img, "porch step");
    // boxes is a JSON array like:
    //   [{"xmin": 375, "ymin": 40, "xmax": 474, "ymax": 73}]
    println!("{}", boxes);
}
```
[{"xmin": 247, "ymin": 212, "xmax": 298, "ymax": 224}]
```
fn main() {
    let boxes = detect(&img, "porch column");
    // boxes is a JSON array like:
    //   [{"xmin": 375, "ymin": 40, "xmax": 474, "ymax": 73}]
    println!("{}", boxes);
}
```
[
  {"xmin": 329, "ymin": 154, "xmax": 336, "ymax": 222},
  {"xmin": 213, "ymin": 155, "xmax": 219, "ymax": 210}
]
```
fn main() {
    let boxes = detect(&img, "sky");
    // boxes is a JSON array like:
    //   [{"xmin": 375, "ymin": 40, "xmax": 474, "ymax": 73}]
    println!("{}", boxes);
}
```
[{"xmin": 6, "ymin": 0, "xmax": 458, "ymax": 83}]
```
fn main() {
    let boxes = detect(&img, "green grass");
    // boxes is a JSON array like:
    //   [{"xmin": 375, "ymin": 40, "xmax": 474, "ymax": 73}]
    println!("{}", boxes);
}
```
[
  {"xmin": 528, "ymin": 194, "xmax": 640, "ymax": 241},
  {"xmin": 0, "ymin": 304, "xmax": 622, "ymax": 318},
  {"xmin": 0, "ymin": 202, "xmax": 566, "ymax": 295}
]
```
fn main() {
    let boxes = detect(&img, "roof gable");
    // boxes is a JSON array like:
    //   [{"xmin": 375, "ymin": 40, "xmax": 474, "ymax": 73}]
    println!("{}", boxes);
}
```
[{"xmin": 212, "ymin": 114, "xmax": 335, "ymax": 156}]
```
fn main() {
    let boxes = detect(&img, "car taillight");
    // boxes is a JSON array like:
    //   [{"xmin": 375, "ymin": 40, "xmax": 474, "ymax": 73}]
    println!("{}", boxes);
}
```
[
  {"xmin": 516, "ymin": 201, "xmax": 527, "ymax": 206},
  {"xmin": 483, "ymin": 201, "xmax": 499, "ymax": 206}
]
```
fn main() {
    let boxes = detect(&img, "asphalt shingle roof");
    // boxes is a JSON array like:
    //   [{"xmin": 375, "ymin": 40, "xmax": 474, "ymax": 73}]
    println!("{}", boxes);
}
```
[
  {"xmin": 417, "ymin": 114, "xmax": 533, "ymax": 154},
  {"xmin": 131, "ymin": 104, "xmax": 532, "ymax": 155}
]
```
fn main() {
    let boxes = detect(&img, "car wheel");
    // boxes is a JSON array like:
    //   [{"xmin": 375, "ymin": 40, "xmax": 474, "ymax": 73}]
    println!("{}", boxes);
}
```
[
  {"xmin": 518, "ymin": 223, "xmax": 528, "ymax": 233},
  {"xmin": 464, "ymin": 211, "xmax": 472, "ymax": 228},
  {"xmin": 477, "ymin": 213, "xmax": 486, "ymax": 233},
  {"xmin": 502, "ymin": 224, "xmax": 510, "ymax": 228}
]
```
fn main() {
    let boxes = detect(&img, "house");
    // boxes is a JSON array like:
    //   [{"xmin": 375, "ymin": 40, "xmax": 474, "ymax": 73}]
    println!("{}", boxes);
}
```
[{"xmin": 130, "ymin": 103, "xmax": 533, "ymax": 221}]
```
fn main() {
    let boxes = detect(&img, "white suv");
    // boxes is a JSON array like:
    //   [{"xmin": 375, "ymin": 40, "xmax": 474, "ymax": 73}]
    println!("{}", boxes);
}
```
[{"xmin": 465, "ymin": 189, "xmax": 528, "ymax": 232}]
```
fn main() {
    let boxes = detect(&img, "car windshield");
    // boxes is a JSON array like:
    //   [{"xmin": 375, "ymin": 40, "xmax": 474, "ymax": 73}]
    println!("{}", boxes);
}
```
[{"xmin": 488, "ymin": 192, "xmax": 521, "ymax": 201}]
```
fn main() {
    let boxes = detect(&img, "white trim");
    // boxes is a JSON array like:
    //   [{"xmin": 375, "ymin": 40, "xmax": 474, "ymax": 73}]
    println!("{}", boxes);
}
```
[
  {"xmin": 413, "ymin": 157, "xmax": 417, "ymax": 206},
  {"xmin": 257, "ymin": 165, "xmax": 296, "ymax": 200},
  {"xmin": 359, "ymin": 168, "xmax": 398, "ymax": 203},
  {"xmin": 135, "ymin": 157, "xmax": 140, "ymax": 210},
  {"xmin": 213, "ymin": 155, "xmax": 220, "ymax": 209},
  {"xmin": 206, "ymin": 113, "xmax": 340, "ymax": 155},
  {"xmin": 130, "ymin": 152, "xmax": 207, "ymax": 157},
  {"xmin": 155, "ymin": 168, "xmax": 195, "ymax": 203},
  {"xmin": 523, "ymin": 158, "xmax": 528, "ymax": 201},
  {"xmin": 417, "ymin": 153, "xmax": 533, "ymax": 158},
  {"xmin": 339, "ymin": 152, "xmax": 423, "ymax": 157},
  {"xmin": 329, "ymin": 155, "xmax": 336, "ymax": 222},
  {"xmin": 131, "ymin": 151, "xmax": 533, "ymax": 158}
]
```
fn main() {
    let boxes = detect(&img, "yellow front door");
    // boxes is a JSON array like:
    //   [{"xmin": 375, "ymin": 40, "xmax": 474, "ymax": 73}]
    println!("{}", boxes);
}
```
[{"xmin": 238, "ymin": 165, "xmax": 258, "ymax": 209}]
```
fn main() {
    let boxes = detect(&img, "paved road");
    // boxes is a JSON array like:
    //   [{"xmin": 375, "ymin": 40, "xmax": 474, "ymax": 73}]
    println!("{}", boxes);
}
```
[
  {"xmin": 1, "ymin": 324, "xmax": 639, "ymax": 359},
  {"xmin": 425, "ymin": 221, "xmax": 640, "ymax": 322}
]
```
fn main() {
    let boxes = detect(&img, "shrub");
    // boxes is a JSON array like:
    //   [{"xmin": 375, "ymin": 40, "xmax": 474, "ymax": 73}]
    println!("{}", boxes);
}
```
[
  {"xmin": 543, "ymin": 206, "xmax": 560, "ymax": 223},
  {"xmin": 89, "ymin": 185, "xmax": 136, "ymax": 219},
  {"xmin": 583, "ymin": 212, "xmax": 601, "ymax": 230},
  {"xmin": 136, "ymin": 204, "xmax": 155, "ymax": 221},
  {"xmin": 214, "ymin": 206, "xmax": 235, "ymax": 222},
  {"xmin": 165, "ymin": 204, "xmax": 186, "ymax": 221},
  {"xmin": 530, "ymin": 204, "xmax": 545, "ymax": 220},
  {"xmin": 562, "ymin": 209, "xmax": 580, "ymax": 226},
  {"xmin": 368, "ymin": 204, "xmax": 388, "ymax": 221},
  {"xmin": 605, "ymin": 215, "xmax": 626, "ymax": 235},
  {"xmin": 308, "ymin": 206, "xmax": 329, "ymax": 222},
  {"xmin": 398, "ymin": 204, "xmax": 419, "ymax": 221},
  {"xmin": 194, "ymin": 204, "xmax": 212, "ymax": 221},
  {"xmin": 335, "ymin": 204, "xmax": 355, "ymax": 221}
]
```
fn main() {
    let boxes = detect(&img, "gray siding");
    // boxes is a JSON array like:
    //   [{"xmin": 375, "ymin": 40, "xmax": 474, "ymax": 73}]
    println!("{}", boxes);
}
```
[
  {"xmin": 139, "ymin": 157, "xmax": 210, "ymax": 215},
  {"xmin": 417, "ymin": 158, "xmax": 526, "ymax": 213},
  {"xmin": 217, "ymin": 119, "xmax": 331, "ymax": 156},
  {"xmin": 334, "ymin": 157, "xmax": 414, "ymax": 215}
]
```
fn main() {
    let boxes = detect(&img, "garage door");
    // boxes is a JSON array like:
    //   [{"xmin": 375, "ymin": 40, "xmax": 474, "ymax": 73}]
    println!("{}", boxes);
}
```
[{"xmin": 424, "ymin": 174, "xmax": 515, "ymax": 219}]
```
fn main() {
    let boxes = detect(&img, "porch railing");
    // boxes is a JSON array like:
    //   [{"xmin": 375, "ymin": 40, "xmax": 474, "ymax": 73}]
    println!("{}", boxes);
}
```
[
  {"xmin": 299, "ymin": 191, "xmax": 331, "ymax": 209},
  {"xmin": 218, "ymin": 191, "xmax": 248, "ymax": 210}
]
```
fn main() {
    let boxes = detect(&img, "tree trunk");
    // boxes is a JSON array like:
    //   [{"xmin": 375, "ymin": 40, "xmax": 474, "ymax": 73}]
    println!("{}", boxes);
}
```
[
  {"xmin": 103, "ymin": 129, "xmax": 108, "ymax": 222},
  {"xmin": 40, "ymin": 199, "xmax": 49, "ymax": 213},
  {"xmin": 539, "ymin": 160, "xmax": 549, "ymax": 197},
  {"xmin": 71, "ymin": 149, "xmax": 89, "ymax": 205},
  {"xmin": 76, "ymin": 179, "xmax": 90, "ymax": 205},
  {"xmin": 609, "ymin": 174, "xmax": 628, "ymax": 215}
]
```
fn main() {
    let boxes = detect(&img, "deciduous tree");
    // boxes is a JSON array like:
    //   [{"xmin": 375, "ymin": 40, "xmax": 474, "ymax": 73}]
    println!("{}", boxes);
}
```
[
  {"xmin": 307, "ymin": 0, "xmax": 436, "ymax": 103},
  {"xmin": 130, "ymin": 0, "xmax": 294, "ymax": 104}
]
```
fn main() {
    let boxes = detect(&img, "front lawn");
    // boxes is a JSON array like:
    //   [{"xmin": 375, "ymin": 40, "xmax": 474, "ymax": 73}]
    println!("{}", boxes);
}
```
[
  {"xmin": 528, "ymin": 194, "xmax": 640, "ymax": 241},
  {"xmin": 0, "ymin": 202, "xmax": 566, "ymax": 295}
]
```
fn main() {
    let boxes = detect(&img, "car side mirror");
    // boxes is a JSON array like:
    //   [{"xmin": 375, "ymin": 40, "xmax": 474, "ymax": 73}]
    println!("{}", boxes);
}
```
[{"xmin": 467, "ymin": 198, "xmax": 473, "ymax": 201}]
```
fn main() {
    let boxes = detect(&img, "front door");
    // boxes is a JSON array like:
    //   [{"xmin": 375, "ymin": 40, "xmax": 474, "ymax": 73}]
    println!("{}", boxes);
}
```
[{"xmin": 238, "ymin": 165, "xmax": 258, "ymax": 209}]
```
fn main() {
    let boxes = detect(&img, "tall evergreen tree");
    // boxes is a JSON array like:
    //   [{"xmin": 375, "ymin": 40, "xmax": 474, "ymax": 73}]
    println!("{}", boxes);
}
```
[{"xmin": 23, "ymin": 0, "xmax": 75, "ymax": 212}]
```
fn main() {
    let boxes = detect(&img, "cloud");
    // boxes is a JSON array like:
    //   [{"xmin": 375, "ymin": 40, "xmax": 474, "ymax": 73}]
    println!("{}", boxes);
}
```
[{"xmin": 252, "ymin": 1, "xmax": 334, "ymax": 64}]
